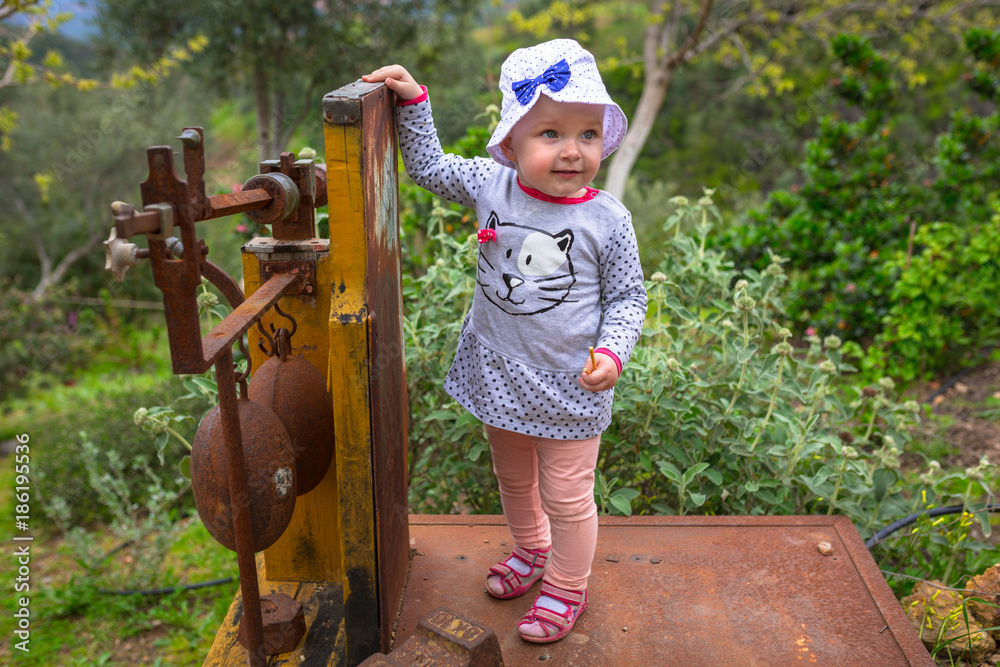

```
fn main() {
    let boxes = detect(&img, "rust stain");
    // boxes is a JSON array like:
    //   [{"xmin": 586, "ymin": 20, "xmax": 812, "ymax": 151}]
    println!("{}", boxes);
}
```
[{"xmin": 397, "ymin": 515, "xmax": 934, "ymax": 667}]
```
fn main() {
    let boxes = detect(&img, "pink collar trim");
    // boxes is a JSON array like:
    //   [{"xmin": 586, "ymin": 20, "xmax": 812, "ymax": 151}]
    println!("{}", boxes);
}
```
[{"xmin": 517, "ymin": 178, "xmax": 599, "ymax": 204}]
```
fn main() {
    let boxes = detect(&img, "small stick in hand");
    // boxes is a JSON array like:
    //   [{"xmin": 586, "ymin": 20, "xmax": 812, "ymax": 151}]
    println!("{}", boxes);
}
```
[{"xmin": 584, "ymin": 346, "xmax": 597, "ymax": 375}]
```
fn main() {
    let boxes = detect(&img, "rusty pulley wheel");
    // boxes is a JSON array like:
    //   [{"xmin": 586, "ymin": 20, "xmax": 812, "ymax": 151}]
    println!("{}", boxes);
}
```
[
  {"xmin": 191, "ymin": 397, "xmax": 297, "ymax": 552},
  {"xmin": 249, "ymin": 342, "xmax": 335, "ymax": 496}
]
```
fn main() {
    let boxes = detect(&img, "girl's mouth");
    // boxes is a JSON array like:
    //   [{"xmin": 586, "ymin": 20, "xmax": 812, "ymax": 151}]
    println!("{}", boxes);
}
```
[{"xmin": 553, "ymin": 170, "xmax": 580, "ymax": 178}]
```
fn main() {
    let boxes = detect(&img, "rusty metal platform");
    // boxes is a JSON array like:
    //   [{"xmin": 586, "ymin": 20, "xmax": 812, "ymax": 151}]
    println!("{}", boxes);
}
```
[{"xmin": 398, "ymin": 515, "xmax": 932, "ymax": 666}]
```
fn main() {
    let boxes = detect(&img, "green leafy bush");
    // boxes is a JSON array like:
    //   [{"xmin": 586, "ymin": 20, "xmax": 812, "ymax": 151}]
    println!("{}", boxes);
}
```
[
  {"xmin": 862, "ymin": 215, "xmax": 1000, "ymax": 381},
  {"xmin": 602, "ymin": 195, "xmax": 921, "ymax": 527},
  {"xmin": 874, "ymin": 456, "xmax": 999, "ymax": 597},
  {"xmin": 44, "ymin": 436, "xmax": 188, "ymax": 592},
  {"xmin": 404, "ymin": 194, "xmax": 921, "ymax": 528},
  {"xmin": 404, "ymin": 193, "xmax": 998, "ymax": 588},
  {"xmin": 728, "ymin": 31, "xmax": 1000, "ymax": 381},
  {"xmin": 403, "ymin": 231, "xmax": 502, "ymax": 514}
]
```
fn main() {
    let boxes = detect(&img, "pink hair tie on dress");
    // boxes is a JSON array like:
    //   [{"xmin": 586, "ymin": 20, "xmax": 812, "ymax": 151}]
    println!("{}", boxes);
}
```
[{"xmin": 478, "ymin": 228, "xmax": 497, "ymax": 243}]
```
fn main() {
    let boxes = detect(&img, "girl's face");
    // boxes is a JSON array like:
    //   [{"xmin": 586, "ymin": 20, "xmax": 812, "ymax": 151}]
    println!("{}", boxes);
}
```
[{"xmin": 499, "ymin": 95, "xmax": 605, "ymax": 199}]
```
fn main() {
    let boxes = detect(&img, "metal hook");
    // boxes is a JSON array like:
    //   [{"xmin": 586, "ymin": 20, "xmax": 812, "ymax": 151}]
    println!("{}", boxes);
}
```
[
  {"xmin": 257, "ymin": 319, "xmax": 276, "ymax": 357},
  {"xmin": 235, "ymin": 333, "xmax": 253, "ymax": 384},
  {"xmin": 273, "ymin": 303, "xmax": 297, "ymax": 339}
]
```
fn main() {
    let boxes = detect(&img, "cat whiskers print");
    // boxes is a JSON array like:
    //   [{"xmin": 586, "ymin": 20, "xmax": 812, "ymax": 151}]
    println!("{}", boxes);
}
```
[{"xmin": 476, "ymin": 211, "xmax": 577, "ymax": 316}]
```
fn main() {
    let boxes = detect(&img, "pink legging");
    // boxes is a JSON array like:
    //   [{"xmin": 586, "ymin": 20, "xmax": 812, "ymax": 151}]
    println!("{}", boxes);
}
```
[{"xmin": 485, "ymin": 424, "xmax": 600, "ymax": 591}]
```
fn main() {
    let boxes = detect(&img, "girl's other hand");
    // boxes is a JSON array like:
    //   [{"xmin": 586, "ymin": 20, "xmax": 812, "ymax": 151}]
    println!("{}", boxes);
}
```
[
  {"xmin": 361, "ymin": 65, "xmax": 423, "ymax": 102},
  {"xmin": 579, "ymin": 352, "xmax": 619, "ymax": 392}
]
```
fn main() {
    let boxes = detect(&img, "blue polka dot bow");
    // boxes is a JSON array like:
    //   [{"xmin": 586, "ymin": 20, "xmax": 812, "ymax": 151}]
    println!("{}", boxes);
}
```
[{"xmin": 511, "ymin": 59, "xmax": 571, "ymax": 106}]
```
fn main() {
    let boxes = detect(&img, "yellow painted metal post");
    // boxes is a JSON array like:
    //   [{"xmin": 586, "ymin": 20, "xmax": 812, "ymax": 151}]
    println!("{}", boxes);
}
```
[
  {"xmin": 242, "ymin": 240, "xmax": 343, "ymax": 583},
  {"xmin": 323, "ymin": 81, "xmax": 409, "ymax": 664}
]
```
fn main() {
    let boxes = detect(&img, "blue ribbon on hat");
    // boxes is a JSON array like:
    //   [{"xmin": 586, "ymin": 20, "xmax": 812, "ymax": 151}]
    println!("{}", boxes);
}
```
[{"xmin": 511, "ymin": 59, "xmax": 571, "ymax": 105}]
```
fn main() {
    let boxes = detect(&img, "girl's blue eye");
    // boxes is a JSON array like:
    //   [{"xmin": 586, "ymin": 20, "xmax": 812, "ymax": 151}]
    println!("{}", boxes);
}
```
[
  {"xmin": 582, "ymin": 130, "xmax": 597, "ymax": 140},
  {"xmin": 542, "ymin": 130, "xmax": 558, "ymax": 138}
]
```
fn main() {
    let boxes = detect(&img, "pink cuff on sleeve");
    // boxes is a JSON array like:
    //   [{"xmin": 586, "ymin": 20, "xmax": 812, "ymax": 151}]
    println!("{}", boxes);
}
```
[
  {"xmin": 594, "ymin": 348, "xmax": 622, "ymax": 376},
  {"xmin": 396, "ymin": 85, "xmax": 428, "ymax": 107}
]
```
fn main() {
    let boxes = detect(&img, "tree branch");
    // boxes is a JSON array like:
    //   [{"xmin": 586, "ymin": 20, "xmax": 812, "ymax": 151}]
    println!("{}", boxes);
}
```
[
  {"xmin": 41, "ymin": 227, "xmax": 106, "ymax": 299},
  {"xmin": 665, "ymin": 0, "xmax": 716, "ymax": 69},
  {"xmin": 676, "ymin": 12, "xmax": 766, "ymax": 67},
  {"xmin": 11, "ymin": 192, "xmax": 51, "ymax": 279},
  {"xmin": 0, "ymin": 1, "xmax": 44, "ymax": 23},
  {"xmin": 1, "ymin": 21, "xmax": 39, "ymax": 89}
]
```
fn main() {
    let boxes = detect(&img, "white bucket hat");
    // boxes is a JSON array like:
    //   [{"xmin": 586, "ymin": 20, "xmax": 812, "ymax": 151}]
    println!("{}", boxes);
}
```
[{"xmin": 487, "ymin": 39, "xmax": 628, "ymax": 169}]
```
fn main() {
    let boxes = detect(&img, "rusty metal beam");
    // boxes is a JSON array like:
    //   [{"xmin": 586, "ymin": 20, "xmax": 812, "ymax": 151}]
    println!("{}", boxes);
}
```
[
  {"xmin": 214, "ymin": 348, "xmax": 266, "ymax": 667},
  {"xmin": 201, "ymin": 272, "xmax": 301, "ymax": 369},
  {"xmin": 204, "ymin": 190, "xmax": 273, "ymax": 220}
]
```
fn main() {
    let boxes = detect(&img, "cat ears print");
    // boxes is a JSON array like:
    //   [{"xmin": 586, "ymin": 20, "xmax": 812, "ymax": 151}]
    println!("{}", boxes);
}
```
[
  {"xmin": 479, "ymin": 211, "xmax": 574, "ymax": 253},
  {"xmin": 479, "ymin": 211, "xmax": 500, "ymax": 244}
]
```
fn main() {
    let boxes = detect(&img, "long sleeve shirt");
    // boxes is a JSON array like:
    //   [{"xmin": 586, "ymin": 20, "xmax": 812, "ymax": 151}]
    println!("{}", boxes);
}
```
[{"xmin": 397, "ymin": 93, "xmax": 647, "ymax": 439}]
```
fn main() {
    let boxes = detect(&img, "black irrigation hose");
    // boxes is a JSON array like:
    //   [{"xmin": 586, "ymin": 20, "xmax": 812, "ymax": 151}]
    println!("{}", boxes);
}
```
[
  {"xmin": 98, "ymin": 577, "xmax": 236, "ymax": 596},
  {"xmin": 866, "ymin": 504, "xmax": 1000, "ymax": 549},
  {"xmin": 923, "ymin": 343, "xmax": 999, "ymax": 404},
  {"xmin": 95, "ymin": 538, "xmax": 236, "ymax": 596}
]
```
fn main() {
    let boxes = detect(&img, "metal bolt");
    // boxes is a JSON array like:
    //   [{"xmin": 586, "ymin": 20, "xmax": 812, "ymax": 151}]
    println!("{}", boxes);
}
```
[{"xmin": 177, "ymin": 128, "xmax": 202, "ymax": 148}]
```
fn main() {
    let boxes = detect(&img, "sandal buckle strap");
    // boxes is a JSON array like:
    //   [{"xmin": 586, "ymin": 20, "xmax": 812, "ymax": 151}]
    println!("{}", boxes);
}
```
[
  {"xmin": 539, "ymin": 582, "xmax": 585, "ymax": 606},
  {"xmin": 512, "ymin": 545, "xmax": 548, "ymax": 569}
]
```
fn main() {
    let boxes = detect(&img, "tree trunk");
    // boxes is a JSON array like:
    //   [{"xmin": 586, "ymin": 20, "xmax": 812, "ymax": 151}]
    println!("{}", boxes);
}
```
[
  {"xmin": 604, "ymin": 0, "xmax": 715, "ymax": 201},
  {"xmin": 253, "ymin": 66, "xmax": 272, "ymax": 163},
  {"xmin": 275, "ymin": 85, "xmax": 316, "ymax": 159},
  {"xmin": 604, "ymin": 26, "xmax": 675, "ymax": 201}
]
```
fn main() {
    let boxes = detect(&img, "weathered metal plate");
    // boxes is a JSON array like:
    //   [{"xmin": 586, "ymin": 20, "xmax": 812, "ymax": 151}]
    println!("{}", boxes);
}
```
[
  {"xmin": 397, "ymin": 515, "xmax": 933, "ymax": 667},
  {"xmin": 360, "ymin": 83, "xmax": 410, "ymax": 659}
]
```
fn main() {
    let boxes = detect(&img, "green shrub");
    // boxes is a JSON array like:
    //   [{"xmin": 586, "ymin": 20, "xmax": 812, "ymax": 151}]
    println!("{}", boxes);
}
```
[
  {"xmin": 404, "ymin": 192, "xmax": 998, "ymax": 587},
  {"xmin": 862, "ymin": 215, "xmax": 1000, "ymax": 381},
  {"xmin": 404, "ymin": 194, "xmax": 921, "ymax": 528},
  {"xmin": 728, "ymin": 31, "xmax": 1000, "ymax": 381},
  {"xmin": 0, "ymin": 279, "xmax": 109, "ymax": 402},
  {"xmin": 44, "ymin": 436, "xmax": 189, "ymax": 592},
  {"xmin": 403, "ymin": 231, "xmax": 502, "ymax": 514},
  {"xmin": 601, "ymin": 195, "xmax": 922, "ymax": 527}
]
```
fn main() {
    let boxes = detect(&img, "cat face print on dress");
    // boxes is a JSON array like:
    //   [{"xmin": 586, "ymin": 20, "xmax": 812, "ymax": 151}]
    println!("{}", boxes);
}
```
[{"xmin": 476, "ymin": 211, "xmax": 577, "ymax": 316}]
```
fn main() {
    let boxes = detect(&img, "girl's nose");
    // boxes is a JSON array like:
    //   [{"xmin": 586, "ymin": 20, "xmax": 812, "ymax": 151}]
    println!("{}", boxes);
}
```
[{"xmin": 560, "ymin": 140, "xmax": 582, "ymax": 160}]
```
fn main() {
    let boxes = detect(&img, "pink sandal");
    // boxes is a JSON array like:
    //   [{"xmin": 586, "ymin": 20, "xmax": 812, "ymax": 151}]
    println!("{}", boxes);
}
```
[
  {"xmin": 518, "ymin": 582, "xmax": 588, "ymax": 643},
  {"xmin": 485, "ymin": 545, "xmax": 549, "ymax": 599}
]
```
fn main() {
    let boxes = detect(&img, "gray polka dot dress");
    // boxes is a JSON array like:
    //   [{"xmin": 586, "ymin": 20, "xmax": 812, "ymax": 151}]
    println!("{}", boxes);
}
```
[{"xmin": 398, "ymin": 94, "xmax": 647, "ymax": 440}]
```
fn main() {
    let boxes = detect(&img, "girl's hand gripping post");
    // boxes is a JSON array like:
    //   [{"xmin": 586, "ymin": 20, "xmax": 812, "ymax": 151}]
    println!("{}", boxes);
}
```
[
  {"xmin": 579, "ymin": 348, "xmax": 619, "ymax": 392},
  {"xmin": 361, "ymin": 65, "xmax": 423, "ymax": 102}
]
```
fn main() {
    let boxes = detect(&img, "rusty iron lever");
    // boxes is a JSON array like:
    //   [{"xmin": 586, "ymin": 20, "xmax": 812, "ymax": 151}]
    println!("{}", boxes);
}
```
[{"xmin": 104, "ymin": 127, "xmax": 328, "ymax": 667}]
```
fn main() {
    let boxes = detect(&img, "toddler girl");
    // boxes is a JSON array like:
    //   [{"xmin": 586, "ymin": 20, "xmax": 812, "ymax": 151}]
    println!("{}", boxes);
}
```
[{"xmin": 363, "ymin": 38, "xmax": 647, "ymax": 644}]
